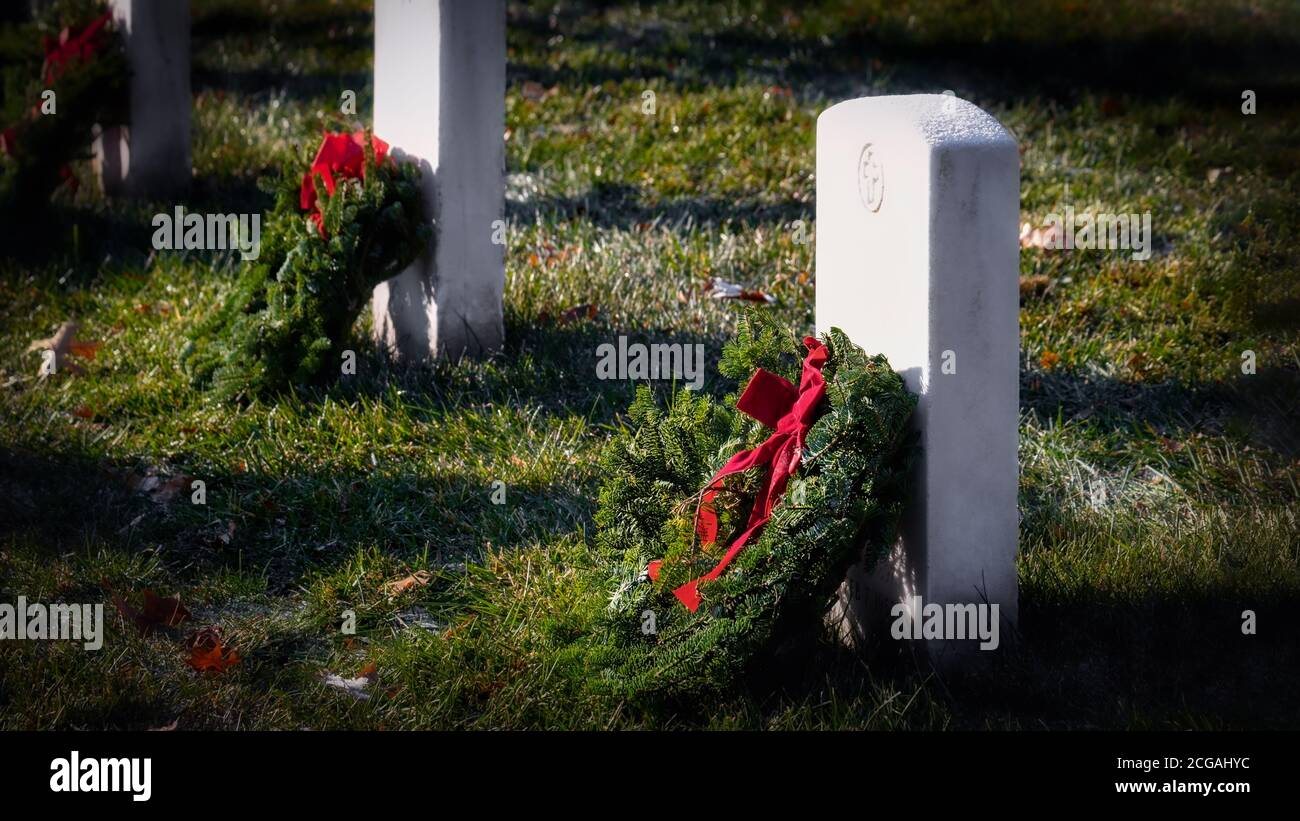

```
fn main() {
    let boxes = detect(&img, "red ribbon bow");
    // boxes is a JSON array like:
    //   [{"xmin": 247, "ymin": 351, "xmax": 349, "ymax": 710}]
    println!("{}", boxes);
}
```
[
  {"xmin": 648, "ymin": 337, "xmax": 829, "ymax": 612},
  {"xmin": 42, "ymin": 10, "xmax": 113, "ymax": 85},
  {"xmin": 299, "ymin": 131, "xmax": 390, "ymax": 237}
]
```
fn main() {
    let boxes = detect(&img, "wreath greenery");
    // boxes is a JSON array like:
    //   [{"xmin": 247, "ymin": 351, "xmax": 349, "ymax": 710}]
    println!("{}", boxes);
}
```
[
  {"xmin": 575, "ymin": 309, "xmax": 917, "ymax": 698},
  {"xmin": 180, "ymin": 132, "xmax": 430, "ymax": 403},
  {"xmin": 0, "ymin": 0, "xmax": 127, "ymax": 212}
]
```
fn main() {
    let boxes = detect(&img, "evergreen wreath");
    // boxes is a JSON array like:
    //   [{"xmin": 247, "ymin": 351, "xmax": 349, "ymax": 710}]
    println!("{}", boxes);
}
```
[
  {"xmin": 181, "ymin": 131, "xmax": 430, "ymax": 403},
  {"xmin": 576, "ymin": 309, "xmax": 917, "ymax": 698},
  {"xmin": 0, "ymin": 0, "xmax": 127, "ymax": 211}
]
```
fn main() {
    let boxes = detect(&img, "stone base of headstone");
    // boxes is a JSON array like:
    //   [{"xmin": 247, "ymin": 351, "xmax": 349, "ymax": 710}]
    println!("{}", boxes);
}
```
[{"xmin": 817, "ymin": 94, "xmax": 1020, "ymax": 666}]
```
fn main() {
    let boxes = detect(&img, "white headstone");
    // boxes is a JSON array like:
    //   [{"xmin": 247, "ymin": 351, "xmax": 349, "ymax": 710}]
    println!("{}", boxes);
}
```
[
  {"xmin": 371, "ymin": 0, "xmax": 506, "ymax": 361},
  {"xmin": 816, "ymin": 94, "xmax": 1019, "ymax": 662},
  {"xmin": 95, "ymin": 0, "xmax": 191, "ymax": 197}
]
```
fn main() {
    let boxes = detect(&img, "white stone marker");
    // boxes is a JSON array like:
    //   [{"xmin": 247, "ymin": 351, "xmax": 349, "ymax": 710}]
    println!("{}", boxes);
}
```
[
  {"xmin": 816, "ymin": 94, "xmax": 1019, "ymax": 662},
  {"xmin": 95, "ymin": 0, "xmax": 191, "ymax": 197},
  {"xmin": 371, "ymin": 0, "xmax": 506, "ymax": 361}
]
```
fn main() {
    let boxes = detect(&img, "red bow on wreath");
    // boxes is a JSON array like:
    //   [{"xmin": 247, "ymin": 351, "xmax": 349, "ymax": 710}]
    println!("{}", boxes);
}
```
[
  {"xmin": 42, "ymin": 10, "xmax": 113, "ymax": 85},
  {"xmin": 648, "ymin": 336, "xmax": 829, "ymax": 612},
  {"xmin": 299, "ymin": 131, "xmax": 390, "ymax": 237}
]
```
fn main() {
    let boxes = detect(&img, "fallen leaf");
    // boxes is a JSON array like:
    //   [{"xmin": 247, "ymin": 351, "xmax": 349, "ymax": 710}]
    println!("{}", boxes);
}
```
[
  {"xmin": 322, "ymin": 671, "xmax": 372, "ymax": 701},
  {"xmin": 127, "ymin": 468, "xmax": 191, "ymax": 504},
  {"xmin": 1019, "ymin": 274, "xmax": 1051, "ymax": 298},
  {"xmin": 709, "ymin": 277, "xmax": 776, "ymax": 304},
  {"xmin": 140, "ymin": 589, "xmax": 191, "ymax": 628},
  {"xmin": 105, "ymin": 583, "xmax": 191, "ymax": 634},
  {"xmin": 26, "ymin": 320, "xmax": 80, "ymax": 375},
  {"xmin": 382, "ymin": 570, "xmax": 432, "ymax": 599},
  {"xmin": 558, "ymin": 303, "xmax": 597, "ymax": 324},
  {"xmin": 1019, "ymin": 222, "xmax": 1059, "ymax": 249},
  {"xmin": 67, "ymin": 339, "xmax": 101, "ymax": 360},
  {"xmin": 1127, "ymin": 351, "xmax": 1149, "ymax": 376},
  {"xmin": 521, "ymin": 81, "xmax": 557, "ymax": 102},
  {"xmin": 1206, "ymin": 166, "xmax": 1233, "ymax": 185},
  {"xmin": 1039, "ymin": 350, "xmax": 1062, "ymax": 370},
  {"xmin": 186, "ymin": 627, "xmax": 240, "ymax": 673},
  {"xmin": 72, "ymin": 405, "xmax": 95, "ymax": 419}
]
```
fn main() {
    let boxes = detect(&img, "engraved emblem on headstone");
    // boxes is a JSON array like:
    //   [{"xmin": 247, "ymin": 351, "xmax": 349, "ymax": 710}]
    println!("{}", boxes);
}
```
[{"xmin": 858, "ymin": 143, "xmax": 884, "ymax": 212}]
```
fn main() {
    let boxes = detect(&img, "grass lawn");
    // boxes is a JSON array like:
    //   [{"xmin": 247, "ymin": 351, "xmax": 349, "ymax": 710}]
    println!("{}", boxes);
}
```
[{"xmin": 1, "ymin": 0, "xmax": 1298, "ymax": 730}]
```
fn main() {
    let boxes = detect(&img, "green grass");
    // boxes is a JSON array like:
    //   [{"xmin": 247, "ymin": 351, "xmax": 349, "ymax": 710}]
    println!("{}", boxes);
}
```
[{"xmin": 1, "ymin": 0, "xmax": 1297, "ymax": 730}]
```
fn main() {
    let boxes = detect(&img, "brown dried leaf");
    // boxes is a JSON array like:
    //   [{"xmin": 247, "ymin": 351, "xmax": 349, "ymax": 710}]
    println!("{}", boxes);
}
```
[
  {"xmin": 382, "ymin": 570, "xmax": 432, "ymax": 599},
  {"xmin": 1019, "ymin": 274, "xmax": 1051, "ymax": 298}
]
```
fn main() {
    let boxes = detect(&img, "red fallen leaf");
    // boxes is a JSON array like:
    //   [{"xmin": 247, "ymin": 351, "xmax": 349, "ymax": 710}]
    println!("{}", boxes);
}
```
[
  {"xmin": 105, "ymin": 582, "xmax": 191, "ymax": 634},
  {"xmin": 140, "ymin": 589, "xmax": 191, "ymax": 628},
  {"xmin": 357, "ymin": 661, "xmax": 378, "ymax": 680},
  {"xmin": 67, "ymin": 339, "xmax": 101, "ymax": 360},
  {"xmin": 1101, "ymin": 96, "xmax": 1125, "ymax": 117},
  {"xmin": 186, "ymin": 627, "xmax": 240, "ymax": 673},
  {"xmin": 72, "ymin": 405, "xmax": 95, "ymax": 419},
  {"xmin": 558, "ymin": 303, "xmax": 597, "ymax": 324}
]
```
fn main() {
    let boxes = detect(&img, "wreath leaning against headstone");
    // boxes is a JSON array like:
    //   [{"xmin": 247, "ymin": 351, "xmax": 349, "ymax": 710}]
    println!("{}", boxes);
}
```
[
  {"xmin": 181, "ymin": 130, "xmax": 430, "ymax": 403},
  {"xmin": 575, "ymin": 309, "xmax": 917, "ymax": 698},
  {"xmin": 0, "ymin": 0, "xmax": 128, "ymax": 211}
]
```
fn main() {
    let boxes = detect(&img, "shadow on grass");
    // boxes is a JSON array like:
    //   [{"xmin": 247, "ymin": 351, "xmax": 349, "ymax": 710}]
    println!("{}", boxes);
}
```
[
  {"xmin": 307, "ymin": 310, "xmax": 732, "ymax": 430},
  {"xmin": 509, "ymin": 1, "xmax": 1300, "ymax": 107},
  {"xmin": 1022, "ymin": 365, "xmax": 1300, "ymax": 458},
  {"xmin": 507, "ymin": 181, "xmax": 810, "ymax": 230},
  {"xmin": 0, "ymin": 443, "xmax": 587, "ymax": 594}
]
